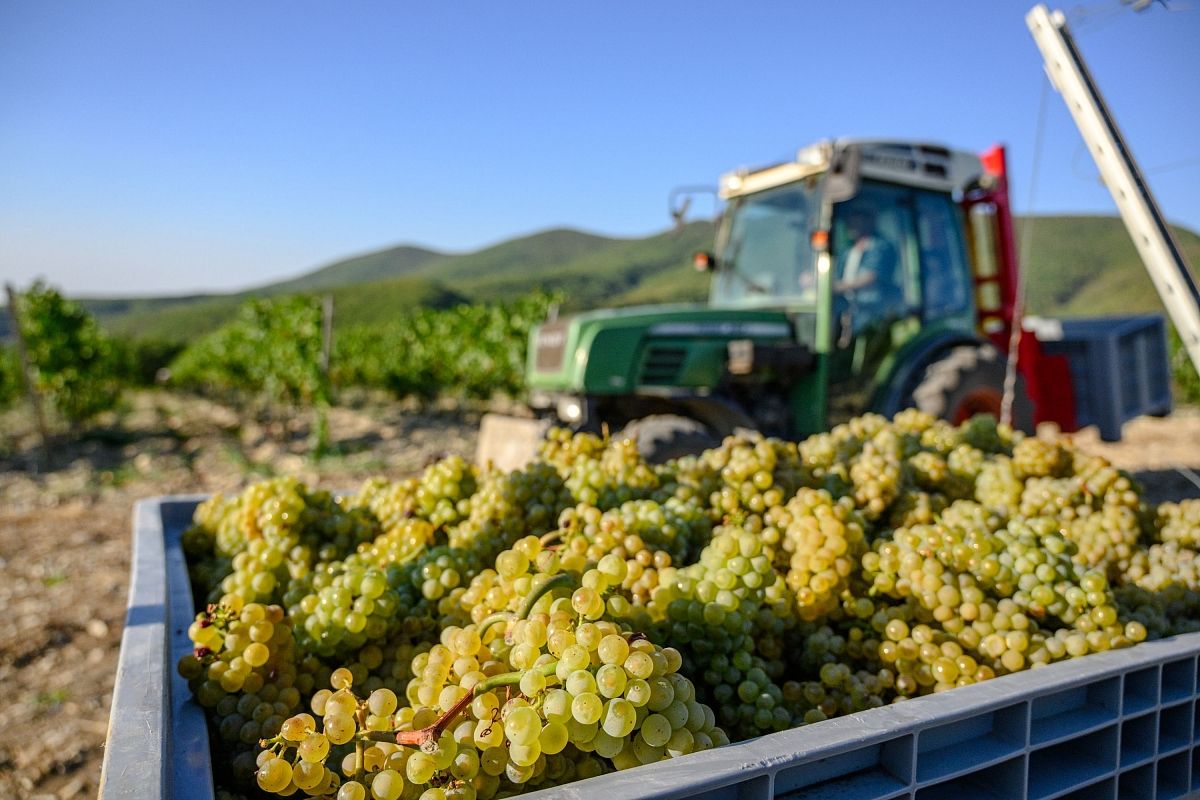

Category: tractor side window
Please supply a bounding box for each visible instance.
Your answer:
[832,181,917,322]
[915,192,971,319]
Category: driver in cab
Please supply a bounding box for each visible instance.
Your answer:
[835,205,900,305]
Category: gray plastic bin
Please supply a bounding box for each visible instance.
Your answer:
[1026,314,1172,442]
[99,496,213,800]
[102,497,1200,799]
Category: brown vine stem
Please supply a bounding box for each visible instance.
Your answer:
[365,661,562,749]
[363,576,573,750]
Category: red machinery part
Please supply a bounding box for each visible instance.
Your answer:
[971,145,1078,432]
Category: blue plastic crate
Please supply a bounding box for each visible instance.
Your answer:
[1028,314,1172,442]
[102,497,1200,800]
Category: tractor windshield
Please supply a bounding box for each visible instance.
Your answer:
[711,181,818,306]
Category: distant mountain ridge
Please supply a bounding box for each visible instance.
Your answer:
[43,214,1200,344]
[84,223,714,340]
[264,244,445,294]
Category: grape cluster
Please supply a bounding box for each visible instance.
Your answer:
[177,599,308,750]
[649,523,798,738]
[769,487,867,620]
[1159,499,1200,548]
[415,456,479,528]
[252,536,725,799]
[447,461,571,562]
[185,479,381,607]
[286,559,403,659]
[698,432,807,518]
[542,429,662,509]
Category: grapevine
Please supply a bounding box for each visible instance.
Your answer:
[10,281,122,425]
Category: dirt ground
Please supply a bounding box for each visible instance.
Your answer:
[0,393,1198,799]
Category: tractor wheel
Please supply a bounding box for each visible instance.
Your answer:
[910,344,1035,432]
[619,415,719,464]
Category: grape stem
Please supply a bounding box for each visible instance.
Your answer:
[478,573,576,642]
[369,578,571,749]
[517,573,575,620]
[478,612,514,639]
[354,705,367,783]
[371,661,561,749]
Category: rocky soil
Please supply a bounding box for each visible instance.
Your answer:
[0,393,1197,799]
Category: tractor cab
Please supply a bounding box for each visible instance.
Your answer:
[706,140,996,426]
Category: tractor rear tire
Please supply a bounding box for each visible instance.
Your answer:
[910,344,1035,433]
[619,415,719,464]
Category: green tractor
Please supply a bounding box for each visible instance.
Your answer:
[478,138,1165,468]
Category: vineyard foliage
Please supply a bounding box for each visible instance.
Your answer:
[331,291,558,401]
[169,291,558,406]
[170,296,330,408]
[0,346,20,410]
[1169,325,1200,406]
[12,282,122,424]
[5,274,1198,452]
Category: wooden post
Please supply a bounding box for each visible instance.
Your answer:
[4,283,49,467]
[312,294,334,459]
[320,294,334,375]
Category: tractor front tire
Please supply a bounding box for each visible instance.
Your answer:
[619,415,719,464]
[910,344,1035,433]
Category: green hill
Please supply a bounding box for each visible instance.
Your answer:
[440,223,714,308]
[1018,215,1200,317]
[100,276,466,340]
[264,244,444,293]
[55,214,1200,345]
[82,224,715,341]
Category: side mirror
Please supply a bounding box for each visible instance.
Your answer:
[693,251,716,272]
[669,186,719,231]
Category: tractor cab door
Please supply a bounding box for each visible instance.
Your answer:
[825,180,922,424]
[915,190,974,324]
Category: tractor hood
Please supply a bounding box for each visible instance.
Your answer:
[527,302,812,395]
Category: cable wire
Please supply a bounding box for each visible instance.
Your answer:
[1003,78,1052,427]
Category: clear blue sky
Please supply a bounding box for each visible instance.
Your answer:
[2,1,1198,297]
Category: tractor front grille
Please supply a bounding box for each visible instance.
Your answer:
[639,346,687,385]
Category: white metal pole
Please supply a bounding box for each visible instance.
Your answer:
[1026,4,1200,374]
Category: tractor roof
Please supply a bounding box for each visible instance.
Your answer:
[720,139,985,200]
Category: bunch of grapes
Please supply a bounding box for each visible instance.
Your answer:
[846,429,906,521]
[185,479,380,607]
[178,596,310,779]
[447,461,571,562]
[768,487,868,620]
[287,559,404,659]
[699,432,808,518]
[1158,499,1200,548]
[542,429,661,509]
[414,455,479,529]
[649,523,797,737]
